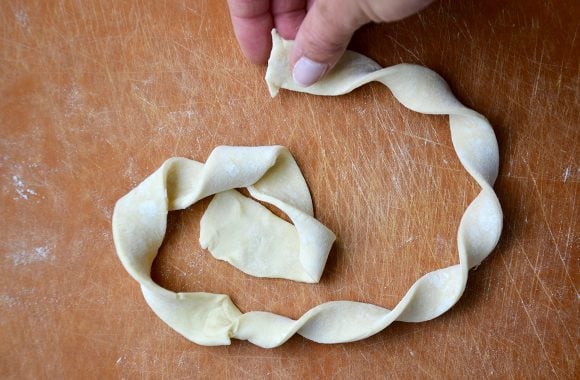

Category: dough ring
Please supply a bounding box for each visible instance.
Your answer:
[112,30,502,348]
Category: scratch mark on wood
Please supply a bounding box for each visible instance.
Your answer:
[523,158,578,294]
[499,254,560,378]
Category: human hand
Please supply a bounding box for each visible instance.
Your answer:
[227,0,434,87]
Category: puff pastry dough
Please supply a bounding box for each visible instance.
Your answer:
[112,30,502,348]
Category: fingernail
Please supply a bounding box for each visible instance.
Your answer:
[292,57,327,87]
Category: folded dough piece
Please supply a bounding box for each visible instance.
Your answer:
[113,146,336,346]
[111,30,503,348]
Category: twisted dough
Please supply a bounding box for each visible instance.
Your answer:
[112,30,502,348]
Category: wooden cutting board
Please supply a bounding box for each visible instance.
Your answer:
[1,0,578,378]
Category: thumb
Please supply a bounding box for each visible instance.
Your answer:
[291,0,369,87]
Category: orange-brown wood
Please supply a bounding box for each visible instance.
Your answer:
[1,0,578,378]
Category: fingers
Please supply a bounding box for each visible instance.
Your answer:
[358,0,435,22]
[271,0,306,40]
[291,0,436,87]
[291,0,368,86]
[227,0,436,74]
[227,0,273,64]
[227,0,307,64]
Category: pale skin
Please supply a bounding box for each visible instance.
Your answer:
[226,0,435,86]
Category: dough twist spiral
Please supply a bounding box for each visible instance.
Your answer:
[112,30,502,348]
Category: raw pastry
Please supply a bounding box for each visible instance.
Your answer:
[112,30,502,348]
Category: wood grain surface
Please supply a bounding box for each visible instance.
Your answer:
[1,0,578,378]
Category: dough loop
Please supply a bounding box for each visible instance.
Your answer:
[112,30,502,348]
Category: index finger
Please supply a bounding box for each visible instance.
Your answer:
[227,0,273,64]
